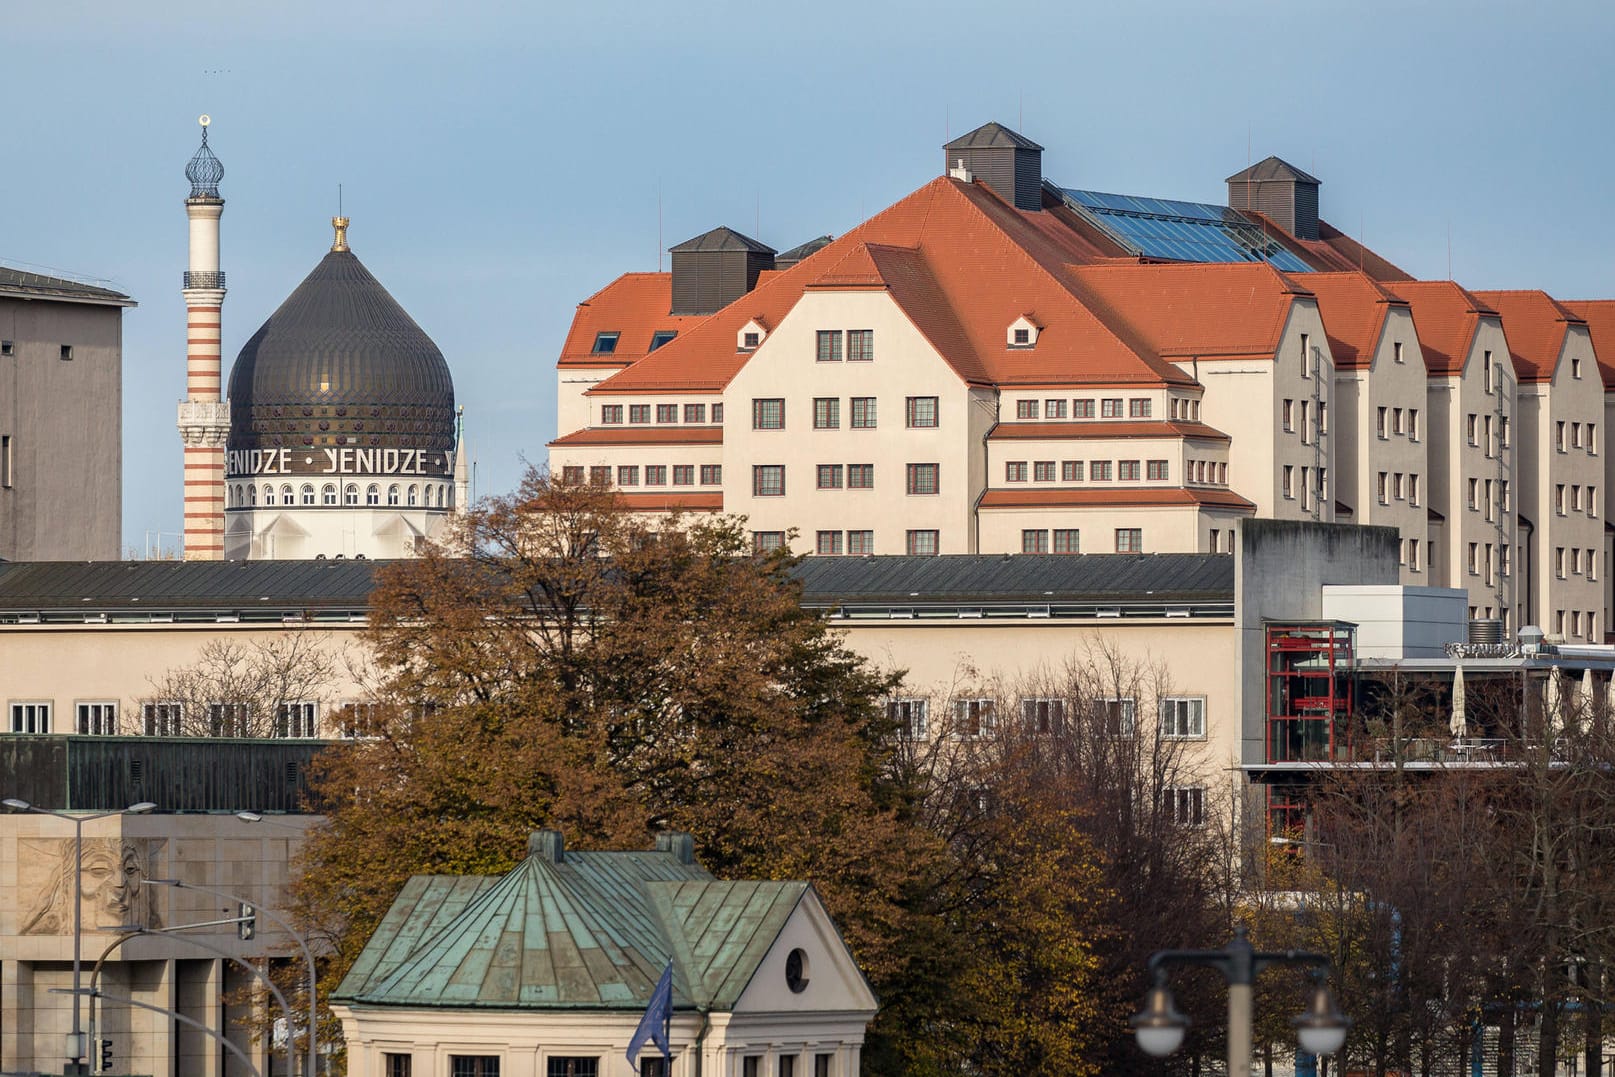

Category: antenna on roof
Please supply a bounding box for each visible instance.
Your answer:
[1447,221,1453,281]
[945,105,950,144]
[755,191,761,241]
[657,182,663,273]
[1019,90,1023,131]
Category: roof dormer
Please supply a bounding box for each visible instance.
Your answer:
[737,317,769,352]
[1007,315,1041,349]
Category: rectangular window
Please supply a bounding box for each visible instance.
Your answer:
[816,330,843,362]
[383,1053,412,1077]
[601,405,623,425]
[1115,528,1143,553]
[906,396,939,428]
[672,465,695,486]
[1590,423,1598,455]
[813,397,840,429]
[561,465,584,484]
[815,1056,832,1077]
[617,465,640,487]
[1160,697,1206,739]
[270,701,316,739]
[816,464,843,489]
[699,464,722,485]
[1408,473,1419,505]
[1073,399,1096,419]
[1557,421,1567,452]
[1394,341,1405,363]
[1470,479,1481,510]
[1467,414,1478,446]
[906,529,939,555]
[683,403,706,424]
[545,1060,596,1077]
[656,404,678,423]
[1391,407,1404,435]
[207,702,251,737]
[743,1060,761,1077]
[1033,461,1056,482]
[0,435,10,487]
[649,330,677,352]
[644,465,667,486]
[591,333,619,355]
[1284,399,1295,433]
[1146,460,1169,481]
[629,404,650,424]
[816,530,844,555]
[752,531,785,553]
[1557,547,1567,579]
[1095,697,1137,737]
[1101,398,1124,418]
[712,403,724,424]
[1045,399,1068,419]
[1016,399,1039,420]
[906,463,939,495]
[850,397,877,428]
[1005,461,1028,483]
[888,699,928,738]
[1053,528,1080,553]
[1286,466,1297,500]
[1300,400,1312,445]
[1129,398,1152,418]
[1021,529,1049,553]
[1090,460,1113,481]
[753,465,785,497]
[847,329,874,361]
[1165,786,1206,827]
[76,701,118,736]
[848,529,874,554]
[1468,542,1480,576]
[1556,484,1567,516]
[9,701,52,734]
[1409,408,1419,441]
[847,464,874,489]
[1118,460,1141,482]
[752,398,785,430]
[953,699,996,738]
[142,702,182,736]
[1392,472,1404,500]
[1062,460,1083,481]
[1573,422,1583,448]
[1021,698,1066,734]
[778,1056,798,1077]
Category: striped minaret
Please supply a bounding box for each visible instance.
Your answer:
[177,116,231,560]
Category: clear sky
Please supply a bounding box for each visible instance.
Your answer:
[7,0,1614,555]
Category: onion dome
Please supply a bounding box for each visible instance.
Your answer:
[186,119,224,200]
[226,219,456,472]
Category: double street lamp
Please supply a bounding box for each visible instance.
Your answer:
[1133,926,1349,1073]
[2,798,156,1076]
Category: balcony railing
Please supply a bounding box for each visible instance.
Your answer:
[183,270,226,290]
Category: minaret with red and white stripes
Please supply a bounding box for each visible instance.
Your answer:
[177,115,231,560]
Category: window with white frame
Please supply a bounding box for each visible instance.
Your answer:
[9,701,51,734]
[207,702,251,737]
[1165,786,1206,827]
[143,702,182,736]
[1093,697,1136,737]
[76,701,118,736]
[1159,697,1206,739]
[276,702,318,739]
[953,698,996,738]
[1021,698,1066,734]
[888,698,928,739]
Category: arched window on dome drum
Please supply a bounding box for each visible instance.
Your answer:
[301,484,316,506]
[322,484,337,506]
[429,485,439,508]
[408,485,419,507]
[263,484,275,506]
[366,484,380,506]
[282,485,294,505]
[248,484,257,506]
[387,484,400,506]
[344,484,359,506]
[227,485,238,508]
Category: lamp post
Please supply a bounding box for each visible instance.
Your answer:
[2,798,155,1076]
[146,876,318,1077]
[1132,926,1349,1076]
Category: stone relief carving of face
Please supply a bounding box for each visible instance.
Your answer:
[19,838,165,936]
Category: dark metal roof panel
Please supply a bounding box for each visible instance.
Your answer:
[790,553,1233,605]
[944,121,1044,152]
[1226,156,1321,186]
[0,266,135,306]
[667,226,776,255]
[0,559,382,610]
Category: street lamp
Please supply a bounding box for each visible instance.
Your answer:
[2,798,155,1076]
[1133,926,1349,1074]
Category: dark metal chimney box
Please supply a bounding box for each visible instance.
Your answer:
[669,226,776,316]
[943,122,1044,211]
[1227,156,1322,241]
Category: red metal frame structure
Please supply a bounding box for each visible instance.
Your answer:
[1265,622,1356,766]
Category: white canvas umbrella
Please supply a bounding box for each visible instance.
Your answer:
[1546,666,1565,739]
[1580,668,1597,729]
[1449,665,1468,739]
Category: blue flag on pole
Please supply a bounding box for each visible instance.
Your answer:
[626,961,673,1072]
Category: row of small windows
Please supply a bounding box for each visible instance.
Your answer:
[0,341,72,359]
[1376,471,1421,507]
[1004,459,1172,483]
[228,483,450,509]
[1466,413,1513,454]
[600,402,722,425]
[1555,420,1599,456]
[886,695,1207,744]
[1553,483,1599,518]
[816,329,875,362]
[1282,465,1328,509]
[1014,397,1170,421]
[1281,399,1327,443]
[754,463,939,497]
[412,1051,840,1077]
[1554,546,1599,582]
[756,529,942,556]
[591,329,680,355]
[1375,406,1418,442]
[7,700,321,737]
[1554,609,1600,642]
[561,464,722,487]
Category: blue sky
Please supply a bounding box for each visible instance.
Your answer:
[7,1,1614,554]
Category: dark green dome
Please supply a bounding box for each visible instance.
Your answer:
[226,245,455,463]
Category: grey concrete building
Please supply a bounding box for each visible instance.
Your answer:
[0,267,134,561]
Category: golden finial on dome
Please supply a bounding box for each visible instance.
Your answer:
[331,216,350,253]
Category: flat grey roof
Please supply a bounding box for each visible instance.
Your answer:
[0,559,383,612]
[0,266,135,306]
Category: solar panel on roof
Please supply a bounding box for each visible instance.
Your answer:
[1061,189,1314,273]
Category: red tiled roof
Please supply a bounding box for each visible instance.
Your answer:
[1303,271,1408,371]
[980,487,1255,510]
[1474,290,1586,384]
[614,491,723,512]
[558,274,708,368]
[547,427,723,448]
[590,177,1195,395]
[1562,300,1615,389]
[1384,281,1499,377]
[1241,211,1415,282]
[1064,261,1310,360]
[989,420,1231,442]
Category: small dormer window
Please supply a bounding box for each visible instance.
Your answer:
[1007,316,1040,348]
[592,332,619,355]
[737,319,768,351]
[649,330,677,352]
[744,332,760,348]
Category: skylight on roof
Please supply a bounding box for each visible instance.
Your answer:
[649,330,677,352]
[1061,189,1313,273]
